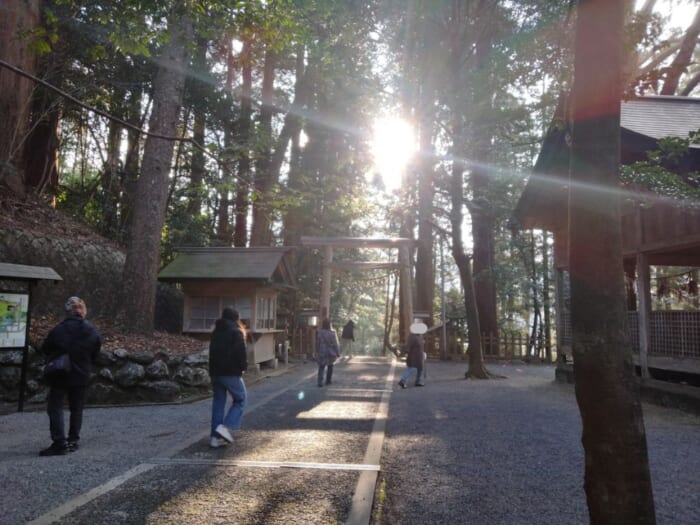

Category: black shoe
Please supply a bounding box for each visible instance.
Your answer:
[67,440,79,452]
[416,383,425,387]
[398,381,406,389]
[318,383,323,387]
[325,381,332,385]
[39,443,67,456]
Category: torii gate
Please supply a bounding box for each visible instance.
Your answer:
[300,236,415,341]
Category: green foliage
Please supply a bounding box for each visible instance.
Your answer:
[28,0,684,343]
[53,169,104,231]
[161,205,213,265]
[621,130,700,206]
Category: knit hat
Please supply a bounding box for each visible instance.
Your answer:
[222,307,239,321]
[65,296,85,312]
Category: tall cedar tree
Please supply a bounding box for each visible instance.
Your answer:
[569,1,656,522]
[120,5,193,333]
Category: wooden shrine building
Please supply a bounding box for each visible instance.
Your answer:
[158,247,296,368]
[514,95,700,380]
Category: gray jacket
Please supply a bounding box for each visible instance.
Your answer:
[316,329,340,366]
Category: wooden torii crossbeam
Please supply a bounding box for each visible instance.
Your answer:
[299,236,414,341]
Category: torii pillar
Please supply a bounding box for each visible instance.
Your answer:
[320,245,333,321]
[301,237,414,341]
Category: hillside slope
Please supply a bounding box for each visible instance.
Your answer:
[1,191,201,354]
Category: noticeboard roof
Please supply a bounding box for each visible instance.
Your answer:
[0,262,62,281]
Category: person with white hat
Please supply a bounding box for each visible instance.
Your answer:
[398,322,427,388]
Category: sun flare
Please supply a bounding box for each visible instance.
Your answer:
[371,117,416,191]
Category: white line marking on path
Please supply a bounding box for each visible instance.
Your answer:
[26,463,155,525]
[27,369,318,525]
[346,359,397,525]
[148,457,381,471]
[29,359,396,525]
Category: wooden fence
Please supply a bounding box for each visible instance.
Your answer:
[482,332,531,360]
[425,331,551,362]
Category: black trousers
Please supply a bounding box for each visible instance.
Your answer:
[47,383,87,445]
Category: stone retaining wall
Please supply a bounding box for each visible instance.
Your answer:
[0,345,212,406]
[0,227,182,332]
[0,227,125,318]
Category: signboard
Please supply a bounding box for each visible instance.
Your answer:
[0,292,29,348]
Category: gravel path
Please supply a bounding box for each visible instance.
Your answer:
[1,358,697,524]
[375,360,700,525]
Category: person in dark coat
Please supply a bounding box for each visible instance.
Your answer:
[316,318,340,387]
[398,323,426,388]
[341,320,355,356]
[208,307,248,448]
[40,297,101,456]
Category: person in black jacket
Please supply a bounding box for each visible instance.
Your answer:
[208,307,248,448]
[341,320,355,357]
[40,297,101,456]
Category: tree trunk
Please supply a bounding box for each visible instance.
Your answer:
[120,7,193,332]
[449,159,492,379]
[414,88,436,324]
[187,38,208,218]
[570,1,656,522]
[470,3,499,355]
[100,112,122,238]
[282,45,310,247]
[250,48,276,246]
[119,88,143,243]
[216,39,236,244]
[0,0,41,193]
[189,106,206,216]
[383,272,398,356]
[471,196,498,351]
[233,35,253,247]
[22,91,60,195]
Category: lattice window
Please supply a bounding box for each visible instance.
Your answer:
[187,297,219,331]
[255,295,276,330]
[187,296,252,332]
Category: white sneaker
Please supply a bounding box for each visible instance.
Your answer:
[215,424,234,443]
[210,436,228,448]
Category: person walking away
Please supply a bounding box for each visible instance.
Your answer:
[317,318,340,387]
[341,319,355,357]
[398,322,427,388]
[40,297,101,456]
[209,307,248,448]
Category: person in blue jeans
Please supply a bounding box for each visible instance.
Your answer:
[208,308,248,448]
[398,322,427,388]
[316,318,340,387]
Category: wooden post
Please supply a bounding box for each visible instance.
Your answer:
[554,268,565,363]
[320,246,333,322]
[637,253,651,379]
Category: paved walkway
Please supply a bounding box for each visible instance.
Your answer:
[1,357,698,524]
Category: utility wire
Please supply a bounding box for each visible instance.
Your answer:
[0,59,255,188]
